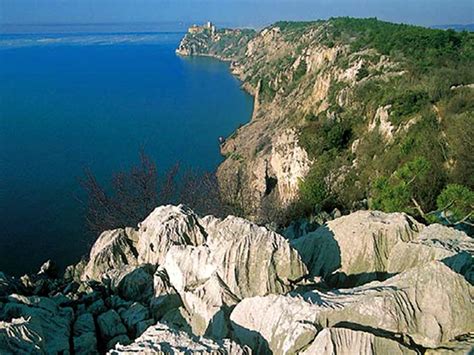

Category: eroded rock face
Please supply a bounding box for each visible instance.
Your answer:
[300,328,416,355]
[292,210,423,286]
[137,205,207,265]
[1,207,473,354]
[0,295,72,354]
[387,224,474,283]
[109,322,251,354]
[82,228,138,282]
[231,261,473,353]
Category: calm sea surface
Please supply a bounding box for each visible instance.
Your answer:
[0,32,253,275]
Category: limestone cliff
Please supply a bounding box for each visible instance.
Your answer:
[176,19,474,221]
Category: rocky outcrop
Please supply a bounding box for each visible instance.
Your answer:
[82,228,138,282]
[109,322,250,354]
[291,210,423,286]
[1,207,473,354]
[231,261,473,353]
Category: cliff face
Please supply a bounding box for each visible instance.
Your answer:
[177,19,474,221]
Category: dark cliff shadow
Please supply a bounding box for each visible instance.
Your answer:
[333,321,426,353]
[441,252,474,285]
[230,321,272,355]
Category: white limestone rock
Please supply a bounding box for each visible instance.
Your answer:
[231,261,473,353]
[164,245,240,338]
[108,322,250,354]
[292,210,423,286]
[230,294,318,354]
[203,215,308,298]
[387,224,473,282]
[83,228,138,281]
[137,205,207,265]
[300,328,416,355]
[306,261,474,349]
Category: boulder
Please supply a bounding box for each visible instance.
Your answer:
[74,332,98,354]
[291,211,423,287]
[202,215,308,298]
[0,295,72,353]
[105,265,155,303]
[97,310,127,341]
[387,224,473,282]
[83,228,138,281]
[137,205,207,265]
[0,317,44,353]
[108,322,250,354]
[73,313,95,336]
[87,299,107,316]
[300,328,416,355]
[119,302,150,333]
[231,261,473,352]
[164,245,240,338]
[230,294,318,354]
[306,261,474,349]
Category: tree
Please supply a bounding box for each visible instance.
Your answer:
[370,157,431,215]
[435,184,474,226]
[80,151,238,235]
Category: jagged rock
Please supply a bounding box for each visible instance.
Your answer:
[136,319,155,337]
[164,245,240,338]
[231,261,473,352]
[119,302,150,333]
[150,267,182,320]
[74,332,98,354]
[87,299,107,316]
[83,228,138,281]
[105,265,155,303]
[0,317,44,353]
[161,212,307,338]
[307,261,474,349]
[0,295,72,353]
[97,310,127,341]
[292,211,423,286]
[38,259,58,278]
[387,224,474,283]
[107,334,131,350]
[137,205,207,265]
[73,313,95,336]
[230,294,318,354]
[202,215,308,298]
[64,259,87,283]
[108,322,250,354]
[300,328,416,355]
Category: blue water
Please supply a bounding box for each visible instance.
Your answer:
[0,32,253,275]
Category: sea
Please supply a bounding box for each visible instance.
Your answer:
[0,28,253,276]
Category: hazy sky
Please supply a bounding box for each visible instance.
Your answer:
[1,0,473,28]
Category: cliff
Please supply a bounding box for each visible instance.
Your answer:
[177,19,474,223]
[1,206,473,353]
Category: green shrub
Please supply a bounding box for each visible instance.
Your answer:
[436,184,474,223]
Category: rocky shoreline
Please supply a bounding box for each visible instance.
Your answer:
[1,205,472,353]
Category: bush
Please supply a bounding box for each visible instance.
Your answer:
[436,184,474,224]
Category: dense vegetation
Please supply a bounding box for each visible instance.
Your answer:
[291,18,474,228]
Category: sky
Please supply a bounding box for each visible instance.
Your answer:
[1,0,473,30]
